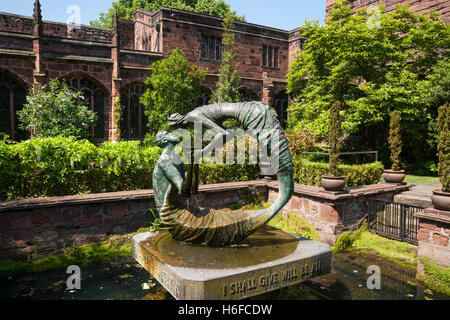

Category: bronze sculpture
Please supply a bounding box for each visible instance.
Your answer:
[153,102,294,247]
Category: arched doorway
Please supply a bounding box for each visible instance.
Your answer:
[0,69,29,141]
[273,90,289,128]
[63,75,107,140]
[120,82,148,140]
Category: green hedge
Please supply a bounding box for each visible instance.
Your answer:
[200,163,259,185]
[0,138,384,201]
[293,157,384,187]
[0,137,259,201]
[0,137,161,200]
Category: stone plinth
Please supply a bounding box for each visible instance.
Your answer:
[415,208,450,274]
[133,226,331,300]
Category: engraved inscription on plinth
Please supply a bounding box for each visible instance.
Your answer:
[133,226,332,300]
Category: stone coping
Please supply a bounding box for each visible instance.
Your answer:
[415,208,450,224]
[268,181,411,201]
[0,180,409,213]
[0,180,266,213]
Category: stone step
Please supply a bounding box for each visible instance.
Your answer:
[394,194,432,208]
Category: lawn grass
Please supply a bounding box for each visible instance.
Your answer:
[404,175,440,184]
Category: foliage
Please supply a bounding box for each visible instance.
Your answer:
[0,137,161,201]
[210,13,241,103]
[333,232,353,253]
[419,257,450,296]
[294,157,384,187]
[149,208,167,231]
[141,48,206,134]
[113,96,123,142]
[328,101,342,176]
[17,80,97,140]
[337,223,418,269]
[420,58,450,109]
[0,234,137,278]
[0,137,262,201]
[437,104,450,191]
[388,110,403,171]
[268,212,320,241]
[199,163,259,184]
[286,1,449,167]
[90,0,244,28]
[285,129,316,157]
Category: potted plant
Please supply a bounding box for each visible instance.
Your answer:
[383,110,406,183]
[431,104,450,211]
[322,101,346,191]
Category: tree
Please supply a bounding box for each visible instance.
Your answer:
[91,0,244,28]
[437,104,449,192]
[286,1,449,166]
[210,13,241,104]
[17,79,97,140]
[328,101,342,176]
[141,48,206,134]
[388,110,402,171]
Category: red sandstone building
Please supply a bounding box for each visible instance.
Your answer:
[0,0,305,142]
[0,0,448,142]
[326,0,450,22]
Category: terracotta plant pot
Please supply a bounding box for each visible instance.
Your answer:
[322,175,346,192]
[431,190,450,211]
[383,170,406,184]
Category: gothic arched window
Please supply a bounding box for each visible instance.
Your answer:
[65,75,106,140]
[0,70,29,141]
[274,90,289,128]
[120,83,148,140]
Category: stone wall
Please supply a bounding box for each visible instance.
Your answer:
[0,180,409,259]
[415,208,450,273]
[0,181,266,259]
[268,182,410,245]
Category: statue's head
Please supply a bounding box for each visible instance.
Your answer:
[155,131,179,148]
[168,113,186,129]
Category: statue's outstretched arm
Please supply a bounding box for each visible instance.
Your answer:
[187,115,232,157]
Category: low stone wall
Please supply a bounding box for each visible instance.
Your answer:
[415,208,450,273]
[0,180,408,258]
[267,182,410,245]
[0,181,266,259]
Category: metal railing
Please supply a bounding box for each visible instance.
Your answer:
[367,198,424,244]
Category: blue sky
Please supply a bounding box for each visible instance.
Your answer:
[0,0,325,30]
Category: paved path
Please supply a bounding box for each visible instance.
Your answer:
[394,182,442,208]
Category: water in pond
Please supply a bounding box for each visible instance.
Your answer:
[0,250,448,300]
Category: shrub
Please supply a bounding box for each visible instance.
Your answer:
[294,157,384,187]
[388,110,403,171]
[0,137,260,201]
[328,101,342,176]
[285,129,316,157]
[437,104,449,192]
[0,137,162,201]
[141,48,206,134]
[333,232,353,253]
[200,163,259,184]
[17,79,97,140]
